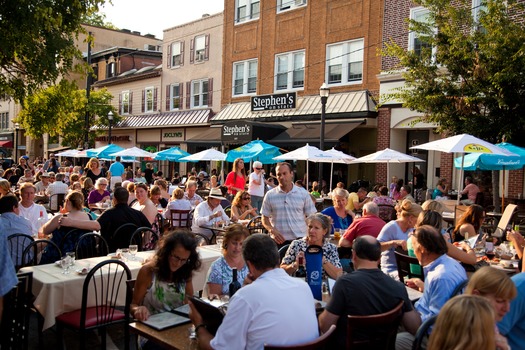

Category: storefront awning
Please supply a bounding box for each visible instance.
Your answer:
[211,90,377,122]
[0,140,13,148]
[92,109,212,130]
[185,127,222,144]
[270,120,363,144]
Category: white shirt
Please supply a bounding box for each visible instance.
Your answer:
[18,202,47,236]
[210,268,319,350]
[191,201,229,239]
[46,181,68,210]
[248,171,265,197]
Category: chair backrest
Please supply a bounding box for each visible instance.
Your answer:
[278,244,290,262]
[264,324,337,350]
[111,223,139,252]
[394,250,424,283]
[450,279,468,298]
[377,204,397,222]
[223,205,232,218]
[75,232,109,259]
[130,227,159,251]
[411,315,438,350]
[7,233,34,270]
[247,216,267,235]
[494,204,517,237]
[80,260,132,329]
[22,239,62,267]
[347,300,404,350]
[59,228,90,255]
[454,205,469,228]
[0,271,33,350]
[169,209,192,229]
[48,193,66,213]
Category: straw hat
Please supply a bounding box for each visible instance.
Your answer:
[208,187,226,200]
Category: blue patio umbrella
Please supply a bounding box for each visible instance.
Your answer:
[153,147,191,161]
[225,140,282,164]
[86,144,125,159]
[454,142,525,208]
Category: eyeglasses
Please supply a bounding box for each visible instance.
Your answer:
[256,168,263,170]
[243,196,251,200]
[170,254,190,264]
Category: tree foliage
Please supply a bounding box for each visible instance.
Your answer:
[0,0,106,102]
[16,80,121,149]
[382,0,525,145]
[82,11,119,30]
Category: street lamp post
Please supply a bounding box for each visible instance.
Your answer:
[319,83,330,191]
[108,111,114,145]
[13,122,19,161]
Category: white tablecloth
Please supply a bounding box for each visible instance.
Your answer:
[20,247,222,330]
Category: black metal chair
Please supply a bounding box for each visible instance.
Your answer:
[47,193,66,213]
[153,212,165,236]
[223,205,232,218]
[59,228,90,256]
[75,232,109,259]
[278,244,290,263]
[55,260,132,350]
[264,324,336,350]
[7,233,34,270]
[130,227,159,251]
[450,279,469,298]
[22,239,62,267]
[111,223,139,252]
[247,216,267,235]
[411,315,438,350]
[168,209,192,229]
[394,250,425,284]
[0,271,33,350]
[377,204,397,222]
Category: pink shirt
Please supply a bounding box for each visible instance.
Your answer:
[461,183,480,202]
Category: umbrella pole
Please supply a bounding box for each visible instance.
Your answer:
[330,161,334,192]
[458,154,465,206]
[502,167,505,210]
[306,160,309,191]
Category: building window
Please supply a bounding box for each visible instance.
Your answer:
[170,84,181,110]
[106,62,116,78]
[233,59,257,96]
[326,39,364,85]
[144,87,154,112]
[236,0,260,23]
[277,0,306,13]
[194,35,207,62]
[275,51,305,91]
[191,79,209,108]
[171,42,183,67]
[472,0,487,32]
[408,7,434,57]
[0,112,8,129]
[121,91,130,115]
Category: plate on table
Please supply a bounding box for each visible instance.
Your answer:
[107,253,122,259]
[75,268,90,275]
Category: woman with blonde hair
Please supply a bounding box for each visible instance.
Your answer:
[224,158,246,197]
[0,179,13,198]
[127,181,137,205]
[377,199,422,278]
[84,157,106,184]
[231,190,257,220]
[132,183,157,224]
[427,295,506,350]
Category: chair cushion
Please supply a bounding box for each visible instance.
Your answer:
[56,306,125,328]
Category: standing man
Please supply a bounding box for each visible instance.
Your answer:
[261,162,316,247]
[108,156,125,191]
[18,183,47,237]
[189,234,319,349]
[248,161,267,212]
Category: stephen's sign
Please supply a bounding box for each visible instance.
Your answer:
[222,122,252,142]
[251,92,296,111]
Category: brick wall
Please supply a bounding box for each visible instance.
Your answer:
[508,169,524,197]
[381,0,413,71]
[375,107,392,184]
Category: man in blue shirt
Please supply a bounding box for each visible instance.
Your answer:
[108,156,125,191]
[396,225,467,349]
[498,272,525,350]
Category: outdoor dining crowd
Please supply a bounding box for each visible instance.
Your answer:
[1,153,525,350]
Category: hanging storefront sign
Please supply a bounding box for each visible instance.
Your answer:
[251,92,296,111]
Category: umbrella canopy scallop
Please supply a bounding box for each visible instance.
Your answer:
[225,140,282,164]
[153,147,191,162]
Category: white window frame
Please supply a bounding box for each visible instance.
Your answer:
[408,7,436,58]
[326,39,364,86]
[145,87,154,113]
[191,79,209,108]
[171,42,182,67]
[472,0,488,32]
[194,35,206,62]
[235,0,260,23]
[121,91,130,115]
[233,59,258,96]
[277,0,307,13]
[170,84,181,110]
[274,50,305,91]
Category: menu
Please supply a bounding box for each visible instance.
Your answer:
[139,311,191,331]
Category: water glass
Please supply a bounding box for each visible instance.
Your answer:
[129,245,138,261]
[216,237,224,248]
[60,256,71,274]
[66,251,75,266]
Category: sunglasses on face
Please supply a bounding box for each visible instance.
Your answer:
[256,168,263,170]
[243,196,251,200]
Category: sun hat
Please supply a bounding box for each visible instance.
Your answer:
[41,172,50,177]
[208,187,226,200]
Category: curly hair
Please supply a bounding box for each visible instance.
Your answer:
[232,190,250,208]
[153,230,201,283]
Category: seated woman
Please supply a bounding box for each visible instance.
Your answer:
[281,213,343,279]
[321,188,354,234]
[451,204,484,242]
[40,191,100,263]
[154,179,171,202]
[168,188,192,211]
[0,179,14,198]
[127,181,136,205]
[131,231,201,349]
[230,190,257,221]
[149,184,168,209]
[432,178,449,200]
[206,224,250,297]
[132,183,157,225]
[87,178,110,209]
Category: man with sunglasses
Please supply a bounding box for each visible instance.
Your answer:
[248,161,267,212]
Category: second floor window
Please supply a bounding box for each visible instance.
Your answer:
[106,62,116,78]
[171,42,183,67]
[120,91,131,115]
[168,84,181,110]
[192,35,209,63]
[278,0,307,12]
[233,59,257,96]
[0,112,9,129]
[191,79,209,108]
[326,39,364,85]
[236,0,260,23]
[409,7,434,57]
[144,87,156,113]
[275,51,305,91]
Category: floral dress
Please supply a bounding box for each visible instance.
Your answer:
[207,256,249,296]
[143,274,186,314]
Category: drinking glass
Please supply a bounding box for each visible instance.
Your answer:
[216,237,224,248]
[66,251,75,266]
[60,256,71,274]
[129,245,138,261]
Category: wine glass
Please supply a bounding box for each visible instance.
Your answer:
[129,245,138,261]
[66,251,75,266]
[60,256,71,274]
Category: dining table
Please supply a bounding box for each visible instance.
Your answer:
[129,321,198,350]
[19,246,223,330]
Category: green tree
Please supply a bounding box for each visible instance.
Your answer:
[0,0,106,102]
[82,11,119,30]
[382,0,525,145]
[16,80,121,149]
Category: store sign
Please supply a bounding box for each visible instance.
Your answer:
[222,122,252,142]
[162,128,184,142]
[251,92,296,111]
[95,135,131,142]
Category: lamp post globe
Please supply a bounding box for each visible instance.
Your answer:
[107,111,114,145]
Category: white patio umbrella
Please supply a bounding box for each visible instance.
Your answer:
[55,149,79,157]
[351,148,425,192]
[311,148,356,191]
[109,146,156,158]
[73,149,91,158]
[410,134,517,205]
[179,148,227,162]
[273,144,335,187]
